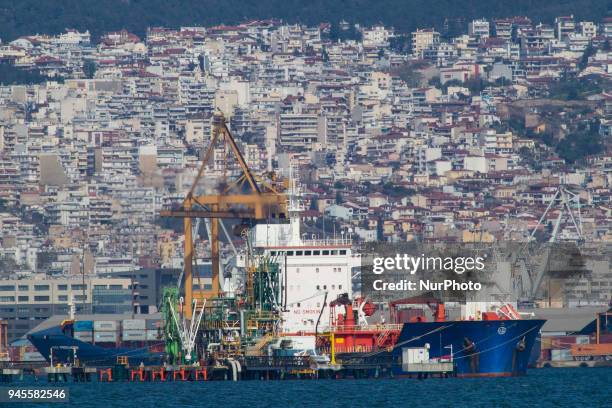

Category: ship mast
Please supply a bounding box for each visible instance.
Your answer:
[288,163,305,245]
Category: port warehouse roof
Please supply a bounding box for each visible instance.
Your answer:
[23,313,162,338]
[520,307,609,335]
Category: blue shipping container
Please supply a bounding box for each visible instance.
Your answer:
[74,320,94,331]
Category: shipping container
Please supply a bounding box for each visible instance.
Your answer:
[94,331,118,343]
[575,335,590,345]
[550,349,572,361]
[122,329,146,341]
[122,319,146,330]
[541,337,552,350]
[551,336,576,348]
[94,320,118,331]
[74,320,94,332]
[571,343,612,357]
[145,319,160,330]
[402,347,429,364]
[74,332,94,342]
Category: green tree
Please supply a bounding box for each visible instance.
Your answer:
[83,60,97,78]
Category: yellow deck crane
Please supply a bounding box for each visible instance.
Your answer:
[160,113,287,317]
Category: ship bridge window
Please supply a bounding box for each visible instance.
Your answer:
[313,250,320,255]
[295,251,303,256]
[331,250,338,255]
[270,251,277,256]
[322,250,329,255]
[286,251,294,256]
[304,250,312,256]
[339,285,342,290]
[339,250,347,255]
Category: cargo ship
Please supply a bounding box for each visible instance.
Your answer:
[321,293,545,377]
[26,173,545,376]
[27,314,165,367]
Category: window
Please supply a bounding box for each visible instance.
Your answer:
[270,251,277,256]
[57,285,68,291]
[94,285,107,289]
[74,295,87,301]
[331,250,338,255]
[286,251,294,256]
[313,250,320,255]
[34,285,49,291]
[18,296,28,302]
[332,285,335,290]
[316,285,320,290]
[339,250,347,255]
[339,285,342,290]
[109,285,123,290]
[0,285,15,291]
[322,250,329,255]
[304,250,312,256]
[323,285,327,290]
[316,268,319,273]
[58,295,68,301]
[34,296,49,301]
[71,284,86,290]
[0,296,15,302]
[18,285,28,291]
[295,251,303,256]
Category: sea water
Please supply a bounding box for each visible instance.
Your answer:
[3,367,610,407]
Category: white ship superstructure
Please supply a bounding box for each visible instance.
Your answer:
[249,171,361,333]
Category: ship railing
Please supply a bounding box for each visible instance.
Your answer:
[319,345,375,354]
[326,324,403,333]
[244,355,311,369]
[299,237,353,247]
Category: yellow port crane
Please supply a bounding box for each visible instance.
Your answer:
[161,113,287,317]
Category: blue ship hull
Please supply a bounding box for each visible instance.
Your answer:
[28,326,164,367]
[394,319,545,377]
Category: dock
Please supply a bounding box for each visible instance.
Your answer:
[0,354,458,383]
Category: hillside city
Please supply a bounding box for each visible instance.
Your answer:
[0,16,611,341]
